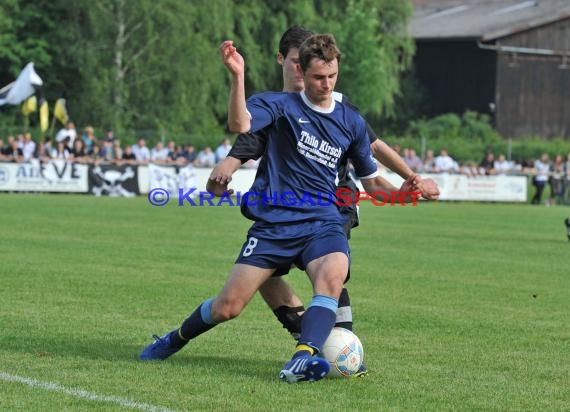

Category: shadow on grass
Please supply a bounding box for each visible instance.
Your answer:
[160,354,284,381]
[1,334,141,361]
[0,334,284,381]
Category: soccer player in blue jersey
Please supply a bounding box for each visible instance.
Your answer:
[140,34,421,383]
[207,26,439,376]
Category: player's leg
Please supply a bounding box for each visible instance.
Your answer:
[338,282,368,377]
[279,251,348,383]
[334,242,369,377]
[258,277,305,340]
[336,287,352,330]
[335,219,356,331]
[258,265,350,341]
[211,264,274,321]
[565,217,570,241]
[279,221,350,383]
[140,264,273,361]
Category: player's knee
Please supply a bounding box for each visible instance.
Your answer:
[212,306,241,322]
[314,276,344,299]
[212,298,244,321]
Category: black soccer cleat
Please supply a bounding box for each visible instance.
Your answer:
[565,217,570,242]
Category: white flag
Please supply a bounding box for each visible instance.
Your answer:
[0,62,43,106]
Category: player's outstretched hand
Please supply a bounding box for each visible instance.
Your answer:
[416,178,440,200]
[220,40,244,75]
[210,173,232,185]
[399,178,421,203]
[206,175,234,197]
[403,174,440,201]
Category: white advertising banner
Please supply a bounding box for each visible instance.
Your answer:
[0,160,88,192]
[148,167,527,202]
[375,171,528,202]
[0,162,527,202]
[148,164,197,197]
[176,168,528,202]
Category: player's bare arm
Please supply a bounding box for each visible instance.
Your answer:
[371,139,440,200]
[220,40,250,133]
[371,139,414,179]
[361,175,421,204]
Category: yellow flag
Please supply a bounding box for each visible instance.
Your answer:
[53,98,69,125]
[22,96,37,116]
[39,99,49,132]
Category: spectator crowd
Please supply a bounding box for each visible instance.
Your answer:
[380,145,570,206]
[0,123,243,169]
[1,125,570,205]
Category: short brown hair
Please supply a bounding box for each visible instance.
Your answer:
[298,34,341,72]
[278,26,314,58]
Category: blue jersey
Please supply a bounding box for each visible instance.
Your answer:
[241,91,378,224]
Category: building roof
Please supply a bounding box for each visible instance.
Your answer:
[410,0,570,41]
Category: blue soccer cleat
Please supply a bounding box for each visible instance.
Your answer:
[139,331,180,361]
[279,354,330,383]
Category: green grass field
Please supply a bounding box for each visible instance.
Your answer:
[0,194,568,411]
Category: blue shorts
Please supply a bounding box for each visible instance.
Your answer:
[235,220,349,276]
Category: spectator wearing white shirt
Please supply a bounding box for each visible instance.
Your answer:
[56,121,77,146]
[196,146,216,167]
[131,138,151,163]
[22,132,36,161]
[531,153,550,205]
[214,137,232,163]
[150,141,170,164]
[493,154,513,175]
[434,148,459,173]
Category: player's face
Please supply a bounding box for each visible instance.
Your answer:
[278,48,304,92]
[302,58,338,107]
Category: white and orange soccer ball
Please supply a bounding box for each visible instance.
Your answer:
[321,327,364,377]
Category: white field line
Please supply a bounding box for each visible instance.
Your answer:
[0,371,178,412]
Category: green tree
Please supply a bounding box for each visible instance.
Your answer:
[311,0,414,118]
[1,0,415,143]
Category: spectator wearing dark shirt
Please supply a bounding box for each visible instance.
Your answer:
[120,145,137,165]
[5,138,24,162]
[479,151,496,175]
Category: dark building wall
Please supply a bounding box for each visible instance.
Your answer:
[414,40,496,117]
[495,18,570,138]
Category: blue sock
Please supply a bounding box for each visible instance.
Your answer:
[172,298,218,348]
[295,294,338,357]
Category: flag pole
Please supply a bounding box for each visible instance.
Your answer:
[23,114,29,133]
[49,112,56,139]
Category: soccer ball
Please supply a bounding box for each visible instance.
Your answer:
[321,327,364,377]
